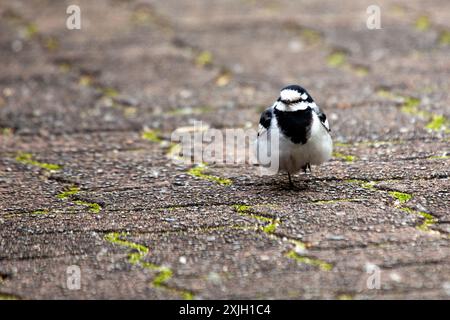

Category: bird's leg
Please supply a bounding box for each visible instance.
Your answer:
[307,163,311,172]
[288,172,294,188]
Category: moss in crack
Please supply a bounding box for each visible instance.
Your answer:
[389,191,412,204]
[416,212,438,232]
[215,70,232,87]
[15,152,61,171]
[312,198,363,204]
[399,207,438,233]
[74,200,101,213]
[428,154,449,160]
[327,51,346,67]
[2,128,13,136]
[346,179,376,191]
[333,152,357,162]
[426,115,449,132]
[24,23,39,39]
[389,190,440,233]
[166,142,183,161]
[57,186,80,199]
[195,51,213,67]
[234,205,332,270]
[79,74,94,86]
[31,209,49,215]
[101,87,119,98]
[57,186,101,213]
[400,97,423,115]
[379,90,449,132]
[327,50,367,76]
[337,294,354,300]
[415,16,430,31]
[285,251,333,271]
[233,204,279,234]
[300,28,322,44]
[104,232,194,299]
[141,129,162,143]
[0,293,19,300]
[188,163,232,186]
[349,180,440,234]
[439,30,450,46]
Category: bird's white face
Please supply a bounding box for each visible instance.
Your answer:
[275,89,314,112]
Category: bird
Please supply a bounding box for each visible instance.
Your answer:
[256,84,332,187]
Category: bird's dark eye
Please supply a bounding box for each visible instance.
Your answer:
[281,99,301,105]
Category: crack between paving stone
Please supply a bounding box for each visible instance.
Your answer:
[104,232,194,300]
[233,205,333,271]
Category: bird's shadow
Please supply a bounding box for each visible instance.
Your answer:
[257,175,311,192]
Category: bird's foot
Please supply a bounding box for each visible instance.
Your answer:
[287,173,307,191]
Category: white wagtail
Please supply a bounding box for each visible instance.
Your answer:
[256,85,332,187]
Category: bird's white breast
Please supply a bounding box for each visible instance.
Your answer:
[257,111,332,174]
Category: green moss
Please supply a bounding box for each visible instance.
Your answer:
[380,91,449,132]
[313,198,362,204]
[439,30,450,46]
[416,212,438,232]
[428,154,449,160]
[233,205,279,234]
[327,51,346,67]
[400,208,438,232]
[286,250,333,271]
[346,179,376,190]
[44,37,58,51]
[166,142,182,160]
[400,97,421,114]
[58,62,72,73]
[101,87,119,98]
[389,191,412,204]
[57,186,80,199]
[15,152,62,171]
[141,129,161,143]
[377,89,398,99]
[104,232,194,299]
[234,204,252,214]
[2,128,13,136]
[31,210,49,215]
[426,115,449,132]
[334,142,352,147]
[196,51,213,67]
[24,23,38,39]
[105,232,149,263]
[79,75,93,86]
[353,65,369,77]
[300,28,322,44]
[262,222,278,234]
[0,293,19,300]
[337,294,353,300]
[188,163,232,186]
[415,16,430,31]
[333,152,357,162]
[151,267,173,287]
[74,200,101,213]
[233,205,333,272]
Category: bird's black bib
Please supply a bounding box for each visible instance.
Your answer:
[274,108,313,144]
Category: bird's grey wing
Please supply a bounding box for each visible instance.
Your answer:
[258,107,273,137]
[311,104,330,132]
